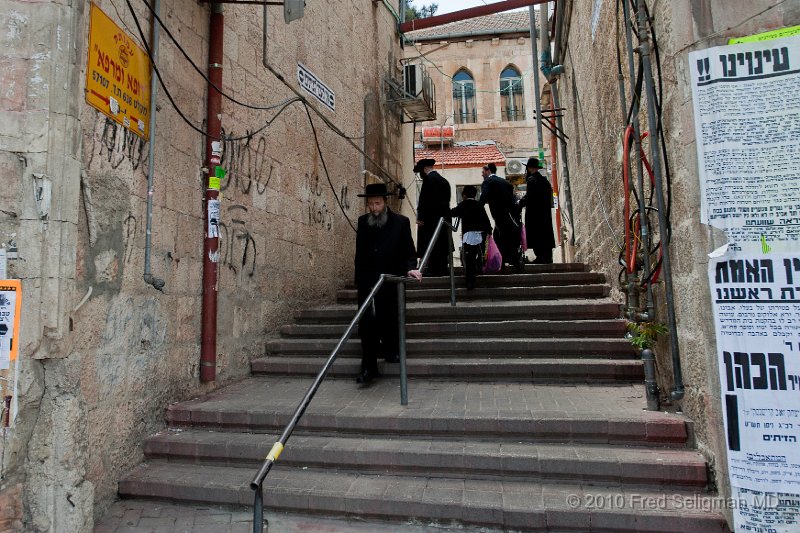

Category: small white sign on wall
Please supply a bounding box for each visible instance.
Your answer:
[297,63,336,113]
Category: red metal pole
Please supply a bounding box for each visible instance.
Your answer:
[201,3,224,382]
[399,0,549,33]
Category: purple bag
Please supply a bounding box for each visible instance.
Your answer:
[483,235,502,274]
[520,223,527,251]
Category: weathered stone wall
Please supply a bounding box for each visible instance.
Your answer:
[557,0,800,522]
[0,0,402,530]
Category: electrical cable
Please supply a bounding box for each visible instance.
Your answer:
[126,0,301,142]
[303,103,358,233]
[263,62,402,187]
[566,46,623,248]
[132,0,308,114]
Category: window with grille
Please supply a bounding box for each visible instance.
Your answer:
[500,66,525,122]
[453,70,477,124]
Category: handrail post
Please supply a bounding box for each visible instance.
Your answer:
[253,485,263,532]
[397,281,408,406]
[448,231,456,307]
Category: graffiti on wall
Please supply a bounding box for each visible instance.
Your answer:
[219,204,256,278]
[88,116,148,172]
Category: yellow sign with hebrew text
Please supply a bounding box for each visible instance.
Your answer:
[86,3,151,139]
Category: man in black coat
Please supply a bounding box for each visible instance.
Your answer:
[415,158,452,277]
[519,157,555,264]
[479,163,521,269]
[354,183,422,385]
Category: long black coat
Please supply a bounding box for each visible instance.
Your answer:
[480,174,520,262]
[354,209,417,300]
[519,171,556,251]
[450,198,492,235]
[417,170,451,264]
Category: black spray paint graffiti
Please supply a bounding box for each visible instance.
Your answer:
[219,204,256,277]
[306,171,333,231]
[123,214,138,264]
[219,131,274,196]
[96,117,147,171]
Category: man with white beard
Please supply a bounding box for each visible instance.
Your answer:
[354,183,422,386]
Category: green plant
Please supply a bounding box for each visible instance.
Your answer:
[626,321,668,350]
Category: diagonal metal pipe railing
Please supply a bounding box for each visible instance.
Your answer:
[250,216,458,532]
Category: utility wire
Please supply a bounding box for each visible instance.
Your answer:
[133,0,304,113]
[125,0,300,141]
[303,103,358,233]
[567,46,623,248]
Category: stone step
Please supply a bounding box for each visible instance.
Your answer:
[264,338,636,358]
[143,430,709,489]
[251,357,644,382]
[296,299,622,324]
[280,318,628,339]
[119,463,729,532]
[345,271,607,290]
[164,377,690,447]
[336,284,610,303]
[452,262,589,274]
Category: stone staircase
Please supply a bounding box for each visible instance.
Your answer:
[116,264,730,532]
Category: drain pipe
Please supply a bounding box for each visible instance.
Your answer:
[622,0,654,322]
[529,6,543,155]
[641,348,660,411]
[201,2,224,382]
[143,0,165,292]
[636,0,683,401]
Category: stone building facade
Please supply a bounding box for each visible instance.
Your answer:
[552,0,800,525]
[0,1,403,530]
[404,10,545,162]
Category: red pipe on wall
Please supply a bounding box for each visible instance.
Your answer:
[399,0,549,34]
[201,3,224,382]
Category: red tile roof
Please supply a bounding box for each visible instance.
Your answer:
[405,10,534,42]
[415,144,506,168]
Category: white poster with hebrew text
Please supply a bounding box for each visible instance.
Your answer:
[690,36,800,254]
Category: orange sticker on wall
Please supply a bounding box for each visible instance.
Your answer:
[0,280,22,367]
[86,3,151,139]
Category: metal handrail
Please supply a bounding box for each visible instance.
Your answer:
[250,216,458,532]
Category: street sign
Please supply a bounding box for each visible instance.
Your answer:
[297,63,335,113]
[86,3,152,139]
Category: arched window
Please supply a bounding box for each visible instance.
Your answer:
[452,70,477,124]
[500,66,525,121]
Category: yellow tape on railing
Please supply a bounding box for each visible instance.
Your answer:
[266,442,284,462]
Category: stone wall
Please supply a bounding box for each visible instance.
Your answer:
[0,0,402,530]
[556,0,800,522]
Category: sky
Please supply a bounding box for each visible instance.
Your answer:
[411,0,510,15]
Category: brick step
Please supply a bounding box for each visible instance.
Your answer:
[143,430,708,489]
[296,299,622,324]
[264,338,636,358]
[344,271,606,290]
[336,284,610,304]
[281,318,627,339]
[251,357,643,382]
[451,262,588,274]
[164,377,689,446]
[118,463,729,532]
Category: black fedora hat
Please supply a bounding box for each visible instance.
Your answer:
[413,158,436,173]
[526,157,541,169]
[357,182,395,198]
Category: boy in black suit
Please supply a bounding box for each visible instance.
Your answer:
[450,185,492,290]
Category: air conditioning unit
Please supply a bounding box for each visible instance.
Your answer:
[505,158,526,176]
[404,64,423,97]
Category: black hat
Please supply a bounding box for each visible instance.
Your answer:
[526,157,541,169]
[413,158,436,173]
[357,182,395,198]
